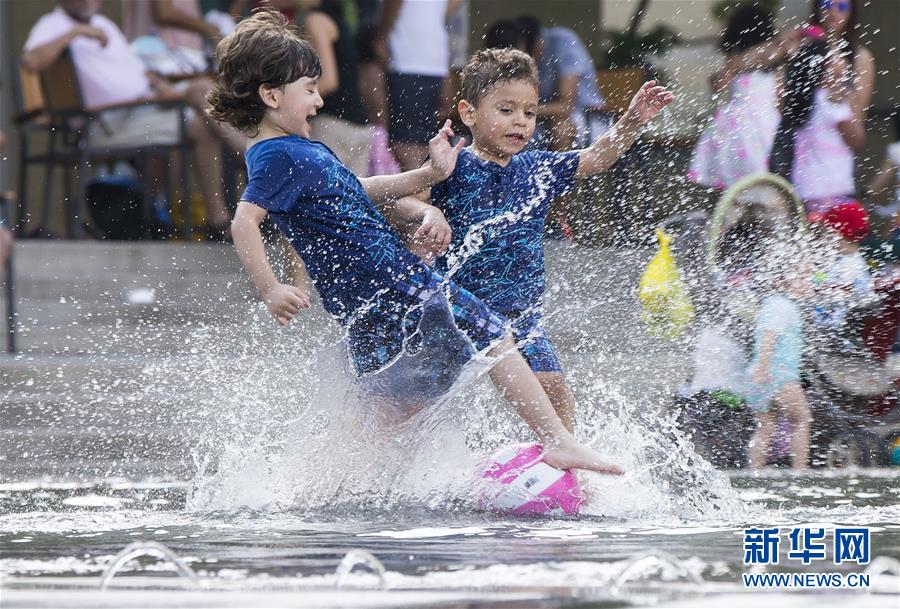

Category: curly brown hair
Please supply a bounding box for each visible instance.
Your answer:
[208,10,321,133]
[460,48,538,107]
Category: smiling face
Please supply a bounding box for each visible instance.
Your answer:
[260,76,324,138]
[459,79,538,164]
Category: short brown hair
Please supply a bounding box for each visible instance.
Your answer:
[460,48,538,106]
[208,10,321,132]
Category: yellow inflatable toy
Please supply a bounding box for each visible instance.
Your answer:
[638,228,694,340]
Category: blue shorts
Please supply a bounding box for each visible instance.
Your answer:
[347,268,507,377]
[512,316,563,374]
[356,292,484,405]
[386,72,443,145]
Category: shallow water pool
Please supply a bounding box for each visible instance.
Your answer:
[2,471,898,608]
[2,243,898,607]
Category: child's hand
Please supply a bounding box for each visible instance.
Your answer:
[626,81,675,125]
[426,120,465,182]
[410,206,452,263]
[262,283,311,326]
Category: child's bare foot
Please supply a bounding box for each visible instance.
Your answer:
[542,440,624,475]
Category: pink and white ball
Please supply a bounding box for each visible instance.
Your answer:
[478,444,583,516]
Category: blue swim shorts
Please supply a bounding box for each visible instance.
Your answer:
[512,315,563,374]
[347,268,507,377]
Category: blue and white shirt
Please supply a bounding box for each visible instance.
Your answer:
[432,148,580,320]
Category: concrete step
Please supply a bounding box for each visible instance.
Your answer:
[0,458,193,481]
[2,427,191,460]
[12,296,255,326]
[3,240,335,353]
[11,275,253,301]
[13,241,245,279]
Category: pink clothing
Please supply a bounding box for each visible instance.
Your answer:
[122,0,204,51]
[793,88,855,202]
[24,7,152,108]
[688,71,780,190]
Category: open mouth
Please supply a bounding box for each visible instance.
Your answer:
[505,134,526,144]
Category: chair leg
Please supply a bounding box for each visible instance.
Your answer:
[75,141,90,239]
[138,152,154,239]
[16,136,29,235]
[165,153,175,236]
[222,147,238,213]
[63,160,73,230]
[40,128,58,234]
[178,108,191,239]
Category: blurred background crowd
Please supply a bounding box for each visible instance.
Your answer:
[0,0,895,248]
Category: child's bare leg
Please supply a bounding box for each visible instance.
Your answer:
[779,383,811,470]
[536,371,576,433]
[748,409,776,469]
[487,336,622,475]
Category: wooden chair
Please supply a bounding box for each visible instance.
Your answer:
[11,57,76,236]
[14,51,193,238]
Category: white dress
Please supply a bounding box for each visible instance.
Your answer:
[688,71,780,190]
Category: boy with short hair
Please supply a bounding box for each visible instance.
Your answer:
[400,48,674,430]
[209,11,621,475]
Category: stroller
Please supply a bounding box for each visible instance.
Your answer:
[670,174,900,468]
[806,271,900,466]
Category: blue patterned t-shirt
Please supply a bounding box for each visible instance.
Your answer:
[432,148,580,318]
[240,136,506,375]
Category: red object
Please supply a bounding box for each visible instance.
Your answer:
[815,200,870,243]
[863,274,900,363]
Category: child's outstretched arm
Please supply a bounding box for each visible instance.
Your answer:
[232,202,311,326]
[360,120,464,204]
[575,81,675,178]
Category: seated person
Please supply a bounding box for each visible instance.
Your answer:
[23,0,240,236]
[513,16,606,151]
[301,0,372,177]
